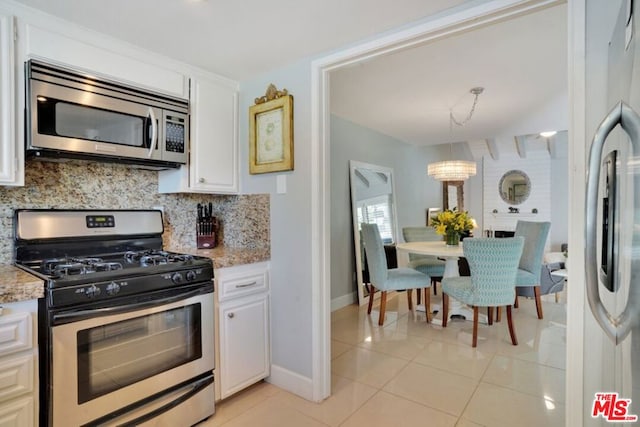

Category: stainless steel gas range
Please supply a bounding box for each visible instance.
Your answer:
[14,209,215,427]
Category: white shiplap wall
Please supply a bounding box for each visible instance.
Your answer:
[483,152,551,233]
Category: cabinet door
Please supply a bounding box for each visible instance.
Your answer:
[0,396,33,427]
[0,14,20,186]
[219,294,269,399]
[189,73,239,193]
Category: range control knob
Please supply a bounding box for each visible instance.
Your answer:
[85,284,101,299]
[171,272,184,284]
[106,282,121,296]
[186,270,197,281]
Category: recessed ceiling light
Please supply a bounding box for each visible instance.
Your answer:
[540,131,557,138]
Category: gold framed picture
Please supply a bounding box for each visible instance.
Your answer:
[249,94,294,174]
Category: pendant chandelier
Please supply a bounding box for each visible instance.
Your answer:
[427,87,483,181]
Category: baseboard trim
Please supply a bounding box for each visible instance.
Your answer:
[331,292,356,311]
[266,364,315,402]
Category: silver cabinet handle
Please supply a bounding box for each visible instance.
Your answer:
[586,101,640,344]
[199,177,205,183]
[147,107,158,158]
[227,312,234,318]
[235,281,257,289]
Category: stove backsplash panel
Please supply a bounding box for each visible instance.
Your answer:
[0,161,270,264]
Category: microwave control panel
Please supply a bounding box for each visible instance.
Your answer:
[165,114,186,154]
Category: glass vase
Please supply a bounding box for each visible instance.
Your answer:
[445,231,460,246]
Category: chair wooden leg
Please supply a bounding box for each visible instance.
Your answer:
[472,306,479,348]
[496,306,502,322]
[442,293,449,327]
[555,292,559,303]
[534,285,544,319]
[378,291,388,325]
[514,294,519,308]
[432,280,438,295]
[367,284,375,314]
[407,289,413,311]
[416,287,422,305]
[424,289,431,323]
[506,305,518,345]
[487,307,493,325]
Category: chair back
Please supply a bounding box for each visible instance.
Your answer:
[463,237,525,306]
[402,227,441,261]
[361,223,388,285]
[514,221,551,274]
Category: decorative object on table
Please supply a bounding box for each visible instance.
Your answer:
[508,206,519,213]
[441,237,525,347]
[249,84,294,174]
[430,208,475,246]
[196,202,218,249]
[427,87,483,181]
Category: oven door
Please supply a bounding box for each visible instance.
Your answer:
[49,284,214,427]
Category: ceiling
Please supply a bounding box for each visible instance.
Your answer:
[11,0,568,150]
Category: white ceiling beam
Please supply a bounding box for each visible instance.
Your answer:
[546,136,557,158]
[515,135,528,158]
[485,138,499,160]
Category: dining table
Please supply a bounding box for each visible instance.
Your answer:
[396,240,488,325]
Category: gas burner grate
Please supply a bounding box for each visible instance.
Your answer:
[42,257,124,277]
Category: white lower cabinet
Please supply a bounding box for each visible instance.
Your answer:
[0,301,38,427]
[215,262,270,400]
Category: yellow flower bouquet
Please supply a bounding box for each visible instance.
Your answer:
[431,208,475,246]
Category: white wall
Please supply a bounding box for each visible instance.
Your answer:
[239,58,315,387]
[329,115,444,309]
[481,133,568,250]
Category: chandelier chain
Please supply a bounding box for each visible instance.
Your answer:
[449,90,482,128]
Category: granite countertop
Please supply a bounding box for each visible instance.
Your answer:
[0,246,270,304]
[0,265,45,304]
[167,246,270,269]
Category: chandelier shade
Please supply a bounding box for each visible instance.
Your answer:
[427,160,477,181]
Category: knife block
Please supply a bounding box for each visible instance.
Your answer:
[197,233,216,249]
[196,217,218,249]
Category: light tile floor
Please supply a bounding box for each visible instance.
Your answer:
[200,290,566,426]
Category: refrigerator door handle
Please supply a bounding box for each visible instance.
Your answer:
[586,101,640,345]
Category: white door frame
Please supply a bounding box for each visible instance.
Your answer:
[310,0,570,404]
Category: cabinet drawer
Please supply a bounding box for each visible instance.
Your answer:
[216,263,269,302]
[0,313,31,357]
[0,355,33,402]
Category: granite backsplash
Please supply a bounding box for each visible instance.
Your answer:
[0,160,270,264]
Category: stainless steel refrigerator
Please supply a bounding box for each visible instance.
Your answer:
[585,0,640,424]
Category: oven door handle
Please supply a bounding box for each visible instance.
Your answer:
[116,375,214,427]
[52,286,211,324]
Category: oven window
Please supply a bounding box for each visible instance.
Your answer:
[76,304,202,404]
[37,98,149,147]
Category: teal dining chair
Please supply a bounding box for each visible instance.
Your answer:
[360,223,432,325]
[441,237,524,348]
[402,227,446,297]
[513,220,551,319]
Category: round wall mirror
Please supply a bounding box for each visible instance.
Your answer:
[499,170,531,205]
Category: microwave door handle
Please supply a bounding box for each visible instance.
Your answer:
[147,107,158,158]
[586,101,640,345]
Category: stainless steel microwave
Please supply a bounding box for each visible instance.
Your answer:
[25,60,189,169]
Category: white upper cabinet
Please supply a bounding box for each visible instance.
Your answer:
[20,22,188,98]
[0,13,22,186]
[158,71,239,194]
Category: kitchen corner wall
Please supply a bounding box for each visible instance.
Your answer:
[0,160,270,263]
